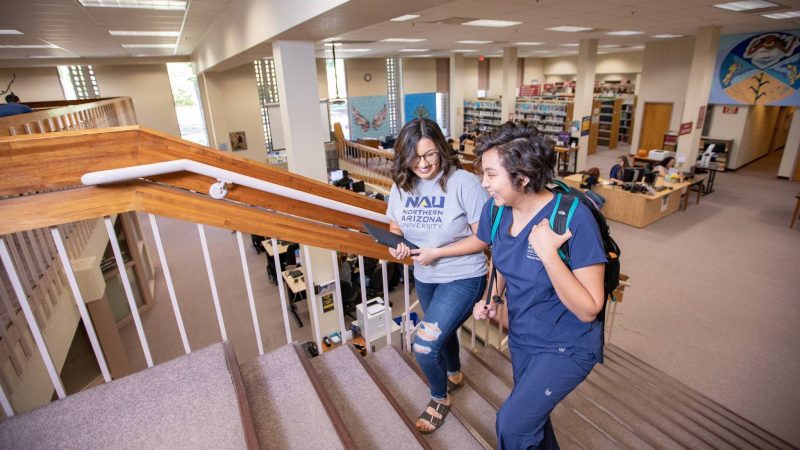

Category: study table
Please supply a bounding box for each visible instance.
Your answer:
[563,174,692,228]
[281,267,307,327]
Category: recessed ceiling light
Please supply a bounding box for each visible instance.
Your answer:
[652,34,684,38]
[599,44,621,48]
[79,0,186,10]
[0,30,23,35]
[336,48,370,53]
[456,40,494,44]
[382,38,427,43]
[546,26,593,32]
[109,30,180,37]
[713,1,777,11]
[121,43,176,48]
[514,42,544,46]
[462,19,523,28]
[762,10,800,18]
[391,14,420,21]
[0,44,59,48]
[452,49,477,52]
[399,48,430,52]
[606,30,644,36]
[560,43,580,47]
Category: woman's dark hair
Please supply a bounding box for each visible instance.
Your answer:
[618,155,630,168]
[660,156,675,167]
[475,122,555,193]
[391,118,460,192]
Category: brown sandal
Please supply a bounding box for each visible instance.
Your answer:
[416,399,449,434]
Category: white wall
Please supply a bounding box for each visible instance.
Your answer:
[0,68,64,102]
[93,64,181,137]
[488,57,505,97]
[779,111,800,178]
[543,52,643,76]
[346,58,387,97]
[316,58,329,100]
[402,58,437,94]
[731,105,780,169]
[522,58,544,85]
[463,58,479,98]
[705,104,747,164]
[630,38,694,153]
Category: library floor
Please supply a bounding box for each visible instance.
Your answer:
[119,147,800,445]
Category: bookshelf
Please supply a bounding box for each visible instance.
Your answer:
[464,98,502,132]
[596,96,622,149]
[618,96,636,144]
[515,98,574,142]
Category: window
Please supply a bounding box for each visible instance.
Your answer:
[254,58,279,152]
[57,65,100,100]
[166,62,209,146]
[386,57,402,135]
[326,57,350,140]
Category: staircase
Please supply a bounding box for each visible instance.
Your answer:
[1,338,794,449]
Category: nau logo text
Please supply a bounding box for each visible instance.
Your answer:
[405,196,446,208]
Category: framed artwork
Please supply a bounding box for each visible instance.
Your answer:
[230,131,247,151]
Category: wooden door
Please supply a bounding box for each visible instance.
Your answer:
[638,102,673,151]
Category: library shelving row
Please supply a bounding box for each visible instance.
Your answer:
[464,98,502,132]
[596,96,622,149]
[515,98,574,141]
[618,96,636,144]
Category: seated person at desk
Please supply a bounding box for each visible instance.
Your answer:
[0,93,33,117]
[609,155,630,183]
[650,156,675,177]
[458,129,481,152]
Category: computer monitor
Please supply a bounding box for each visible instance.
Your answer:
[622,168,641,183]
[329,169,344,182]
[351,180,365,193]
[643,171,657,185]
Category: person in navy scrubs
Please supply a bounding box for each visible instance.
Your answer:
[473,123,607,449]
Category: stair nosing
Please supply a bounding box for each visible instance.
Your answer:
[290,343,357,450]
[222,341,259,450]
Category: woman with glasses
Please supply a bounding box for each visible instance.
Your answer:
[386,118,488,434]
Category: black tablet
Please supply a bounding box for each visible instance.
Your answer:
[362,222,419,250]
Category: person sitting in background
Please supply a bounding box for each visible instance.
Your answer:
[0,93,33,117]
[651,156,676,177]
[609,155,630,182]
[580,167,605,209]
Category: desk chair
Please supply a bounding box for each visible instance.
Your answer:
[266,242,299,285]
[339,260,362,319]
[791,194,800,229]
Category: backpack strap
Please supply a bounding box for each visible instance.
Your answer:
[548,193,579,266]
[485,201,505,306]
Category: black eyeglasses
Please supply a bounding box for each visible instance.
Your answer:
[412,151,439,166]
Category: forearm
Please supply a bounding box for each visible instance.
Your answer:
[435,235,488,259]
[539,250,603,322]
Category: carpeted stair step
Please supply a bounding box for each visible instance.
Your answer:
[309,345,426,450]
[365,345,490,450]
[240,343,354,449]
[458,345,618,449]
[605,344,793,450]
[0,342,256,449]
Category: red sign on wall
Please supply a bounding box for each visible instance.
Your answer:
[519,84,541,96]
[723,106,739,114]
[679,122,693,135]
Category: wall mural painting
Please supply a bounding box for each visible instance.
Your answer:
[404,93,437,124]
[710,29,800,106]
[349,95,390,140]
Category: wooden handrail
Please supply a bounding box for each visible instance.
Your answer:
[0,97,137,136]
[342,140,395,160]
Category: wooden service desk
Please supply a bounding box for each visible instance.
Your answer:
[563,174,690,228]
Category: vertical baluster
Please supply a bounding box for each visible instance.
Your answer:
[483,305,490,346]
[235,231,263,356]
[301,246,323,352]
[35,120,45,134]
[0,377,13,418]
[270,239,292,344]
[357,255,369,353]
[51,227,111,383]
[330,251,346,343]
[147,215,190,354]
[0,238,66,399]
[26,231,49,289]
[497,303,504,348]
[0,280,33,357]
[403,265,411,352]
[104,216,153,368]
[471,316,476,349]
[5,235,45,326]
[381,260,391,347]
[197,224,227,341]
[14,233,52,318]
[0,279,24,376]
[39,227,67,292]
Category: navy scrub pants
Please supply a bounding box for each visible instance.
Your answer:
[496,346,597,450]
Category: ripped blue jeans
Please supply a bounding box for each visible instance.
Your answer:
[414,275,487,400]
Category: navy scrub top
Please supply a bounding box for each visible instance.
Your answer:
[477,196,607,360]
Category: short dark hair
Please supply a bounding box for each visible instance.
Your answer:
[660,156,675,167]
[391,118,460,193]
[5,94,20,103]
[475,123,555,193]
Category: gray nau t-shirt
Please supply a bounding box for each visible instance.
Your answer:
[386,168,489,283]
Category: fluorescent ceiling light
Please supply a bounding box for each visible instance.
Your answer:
[599,44,621,48]
[336,48,370,52]
[463,19,522,28]
[452,49,477,52]
[324,42,342,46]
[547,26,593,32]
[79,0,186,10]
[456,40,494,44]
[514,41,544,46]
[29,55,62,58]
[413,55,432,58]
[653,34,684,38]
[322,37,340,42]
[0,44,59,48]
[391,14,420,21]
[0,30,23,35]
[630,45,645,50]
[399,48,430,52]
[109,30,180,37]
[762,10,800,18]
[713,1,777,11]
[560,43,579,47]
[382,38,427,43]
[606,30,644,36]
[121,43,175,48]
[532,50,553,53]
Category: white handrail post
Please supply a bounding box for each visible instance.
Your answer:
[0,238,66,399]
[147,214,191,354]
[302,245,323,352]
[0,381,13,417]
[403,264,411,353]
[197,224,227,342]
[50,227,112,383]
[104,216,153,368]
[330,251,347,343]
[270,239,292,345]
[236,231,264,356]
[357,255,369,353]
[381,261,391,347]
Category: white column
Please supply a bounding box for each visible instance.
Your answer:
[676,26,721,169]
[450,52,465,138]
[778,110,800,178]
[574,38,598,171]
[501,47,518,122]
[273,40,336,339]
